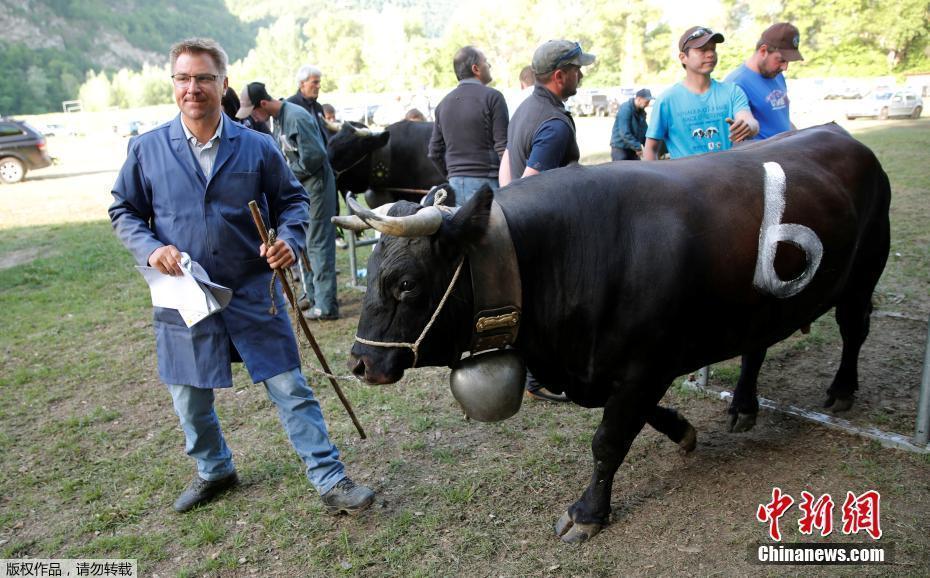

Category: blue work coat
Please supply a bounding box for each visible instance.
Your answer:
[109,115,310,388]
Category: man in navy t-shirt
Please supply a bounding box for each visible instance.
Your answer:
[725,22,804,139]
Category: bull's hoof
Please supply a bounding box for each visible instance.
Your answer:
[727,412,757,433]
[554,511,603,543]
[823,395,855,413]
[678,423,697,453]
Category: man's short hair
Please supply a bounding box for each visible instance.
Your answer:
[453,46,483,81]
[170,38,228,77]
[321,103,335,116]
[404,108,426,121]
[296,65,323,84]
[519,65,535,87]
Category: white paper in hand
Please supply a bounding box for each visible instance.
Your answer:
[136,253,233,328]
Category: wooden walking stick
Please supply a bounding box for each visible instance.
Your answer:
[248,200,367,439]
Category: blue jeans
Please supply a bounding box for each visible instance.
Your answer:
[448,176,499,207]
[298,180,339,316]
[167,368,345,494]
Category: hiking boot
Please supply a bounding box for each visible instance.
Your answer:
[173,471,239,512]
[321,477,375,514]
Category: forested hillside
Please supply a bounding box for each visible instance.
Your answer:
[2,0,928,115]
[0,0,258,114]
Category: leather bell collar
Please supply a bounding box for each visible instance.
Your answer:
[467,200,521,353]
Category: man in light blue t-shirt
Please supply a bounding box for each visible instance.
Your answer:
[644,26,758,160]
[725,22,804,140]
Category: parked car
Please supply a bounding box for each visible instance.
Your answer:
[339,104,380,125]
[846,90,923,120]
[0,118,53,184]
[30,122,65,137]
[567,92,610,116]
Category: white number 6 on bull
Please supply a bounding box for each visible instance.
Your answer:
[752,162,823,298]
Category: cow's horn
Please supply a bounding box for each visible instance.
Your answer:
[332,215,370,232]
[352,126,372,137]
[332,202,396,232]
[324,119,343,133]
[346,194,442,237]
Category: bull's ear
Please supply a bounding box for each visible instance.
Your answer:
[441,184,493,249]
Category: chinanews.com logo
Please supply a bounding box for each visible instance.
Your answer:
[752,487,891,565]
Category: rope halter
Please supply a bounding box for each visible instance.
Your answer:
[354,256,464,368]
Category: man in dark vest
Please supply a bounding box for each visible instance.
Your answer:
[499,40,595,187]
[500,40,595,402]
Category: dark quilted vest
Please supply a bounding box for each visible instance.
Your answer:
[507,85,579,178]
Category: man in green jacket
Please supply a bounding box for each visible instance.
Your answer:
[237,82,339,320]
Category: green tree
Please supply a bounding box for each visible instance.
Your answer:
[720,0,930,76]
[302,12,366,93]
[230,16,308,98]
[79,71,113,112]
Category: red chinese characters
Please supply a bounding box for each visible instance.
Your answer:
[798,491,835,537]
[757,487,795,541]
[841,490,882,539]
[757,488,882,541]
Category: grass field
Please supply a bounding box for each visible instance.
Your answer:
[1,119,929,576]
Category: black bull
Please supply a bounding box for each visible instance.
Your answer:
[345,124,891,542]
[327,119,446,206]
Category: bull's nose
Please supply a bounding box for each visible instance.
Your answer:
[348,355,366,378]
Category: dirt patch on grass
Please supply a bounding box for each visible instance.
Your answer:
[0,246,45,270]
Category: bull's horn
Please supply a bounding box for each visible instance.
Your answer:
[323,119,343,133]
[332,215,370,232]
[332,203,396,232]
[352,126,372,137]
[346,194,442,237]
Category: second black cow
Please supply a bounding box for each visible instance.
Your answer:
[327,120,446,207]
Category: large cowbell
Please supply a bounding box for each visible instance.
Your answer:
[450,349,526,422]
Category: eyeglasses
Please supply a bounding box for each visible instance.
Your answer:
[682,28,714,49]
[171,73,221,87]
[554,42,582,69]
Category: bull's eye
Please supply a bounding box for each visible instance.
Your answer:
[393,277,420,302]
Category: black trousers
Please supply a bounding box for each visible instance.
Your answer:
[611,147,639,161]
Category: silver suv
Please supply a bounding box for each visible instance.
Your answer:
[846,89,924,120]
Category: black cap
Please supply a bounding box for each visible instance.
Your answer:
[635,88,653,100]
[236,82,273,119]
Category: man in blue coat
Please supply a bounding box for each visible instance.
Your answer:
[609,88,652,160]
[109,38,374,514]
